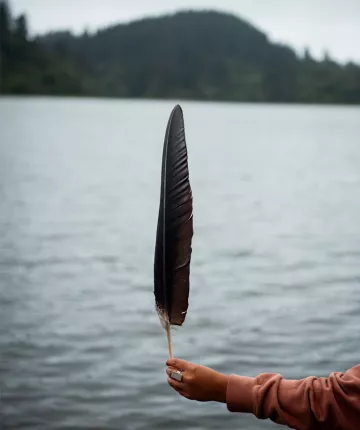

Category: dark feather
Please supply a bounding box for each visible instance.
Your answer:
[154,105,193,337]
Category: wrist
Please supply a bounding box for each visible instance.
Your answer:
[214,373,230,403]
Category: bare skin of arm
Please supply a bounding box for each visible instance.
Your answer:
[166,358,229,403]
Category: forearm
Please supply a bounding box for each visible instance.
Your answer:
[226,365,360,430]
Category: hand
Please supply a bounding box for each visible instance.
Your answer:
[166,358,229,403]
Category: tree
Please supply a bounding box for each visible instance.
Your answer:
[323,49,332,63]
[0,0,11,44]
[304,47,313,62]
[15,14,28,41]
[0,0,11,93]
[1,8,360,103]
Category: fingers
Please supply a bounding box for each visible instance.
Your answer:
[166,363,192,400]
[166,366,177,377]
[167,367,187,384]
[168,384,189,400]
[166,358,189,371]
[168,376,183,391]
[179,390,190,399]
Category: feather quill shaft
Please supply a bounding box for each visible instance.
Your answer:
[154,105,193,358]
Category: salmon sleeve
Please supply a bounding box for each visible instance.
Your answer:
[226,364,360,429]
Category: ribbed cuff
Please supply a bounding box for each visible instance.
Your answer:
[226,374,256,413]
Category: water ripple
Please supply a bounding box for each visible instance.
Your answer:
[1,99,360,430]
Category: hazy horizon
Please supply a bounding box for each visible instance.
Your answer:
[9,0,360,64]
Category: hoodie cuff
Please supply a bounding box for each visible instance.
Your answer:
[226,374,256,413]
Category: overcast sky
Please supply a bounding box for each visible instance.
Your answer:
[10,0,360,63]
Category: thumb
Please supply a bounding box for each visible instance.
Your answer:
[166,358,188,371]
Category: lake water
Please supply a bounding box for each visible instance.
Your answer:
[0,97,359,430]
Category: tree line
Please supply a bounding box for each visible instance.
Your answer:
[1,0,360,103]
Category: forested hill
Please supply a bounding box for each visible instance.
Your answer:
[1,1,360,103]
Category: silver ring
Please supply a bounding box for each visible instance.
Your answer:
[170,370,183,382]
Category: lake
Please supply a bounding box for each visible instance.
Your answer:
[0,97,359,429]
